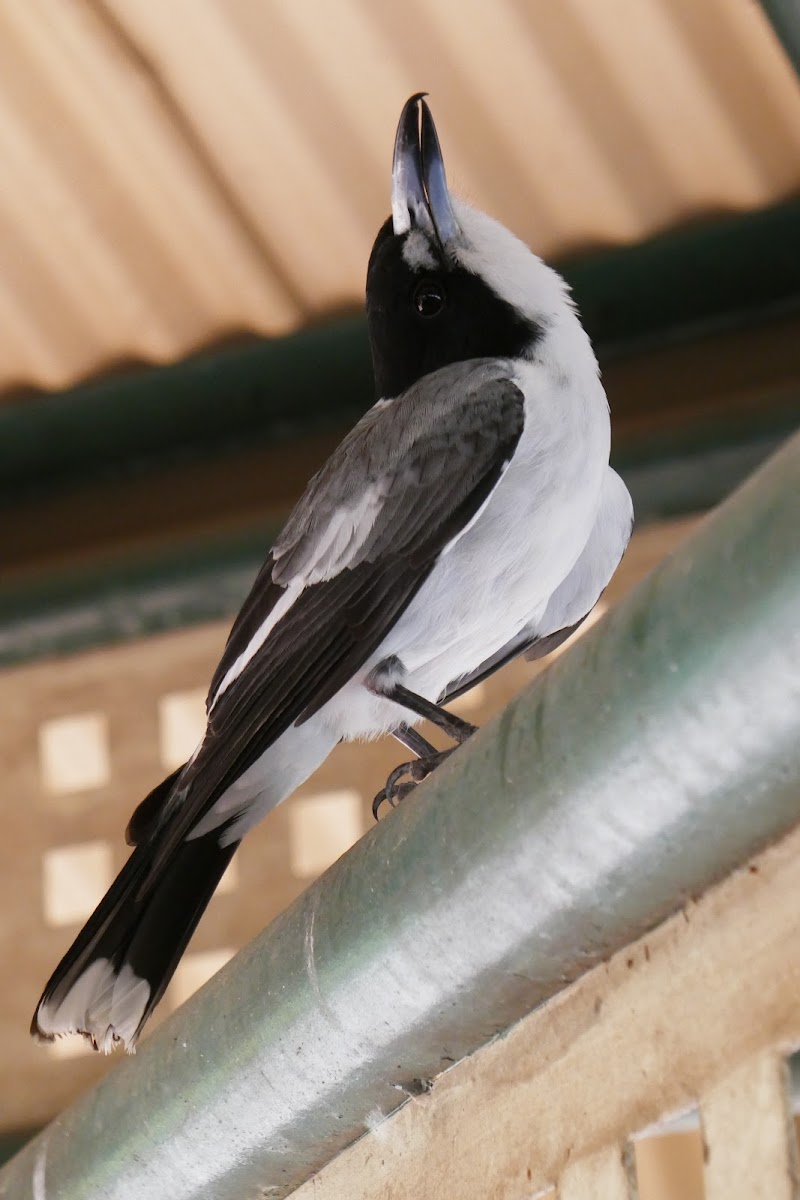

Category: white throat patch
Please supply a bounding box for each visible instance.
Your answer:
[401,229,438,272]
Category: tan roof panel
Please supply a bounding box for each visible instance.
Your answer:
[1,0,799,394]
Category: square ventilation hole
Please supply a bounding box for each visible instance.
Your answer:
[634,1107,705,1200]
[39,712,110,794]
[288,788,363,879]
[43,841,113,927]
[158,688,207,770]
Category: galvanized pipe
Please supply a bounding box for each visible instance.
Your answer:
[2,431,800,1200]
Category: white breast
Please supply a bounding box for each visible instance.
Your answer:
[323,348,611,740]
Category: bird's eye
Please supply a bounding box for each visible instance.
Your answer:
[413,278,446,318]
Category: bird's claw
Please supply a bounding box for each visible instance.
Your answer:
[372,748,455,820]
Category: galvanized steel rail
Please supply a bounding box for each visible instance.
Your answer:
[2,430,799,1200]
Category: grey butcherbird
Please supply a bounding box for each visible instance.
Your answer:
[32,93,632,1053]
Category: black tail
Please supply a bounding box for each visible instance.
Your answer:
[32,813,237,1052]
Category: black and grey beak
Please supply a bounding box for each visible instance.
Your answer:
[391,93,460,250]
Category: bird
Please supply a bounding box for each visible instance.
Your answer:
[32,93,633,1053]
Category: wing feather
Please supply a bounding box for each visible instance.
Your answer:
[143,362,525,873]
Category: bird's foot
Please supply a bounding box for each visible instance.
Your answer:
[372,747,457,820]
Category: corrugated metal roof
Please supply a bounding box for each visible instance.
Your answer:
[1,0,799,395]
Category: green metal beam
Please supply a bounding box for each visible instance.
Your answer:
[0,1136,32,1171]
[0,425,790,670]
[3,199,800,506]
[2,430,799,1199]
[761,0,800,77]
[2,199,800,668]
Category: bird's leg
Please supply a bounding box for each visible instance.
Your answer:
[391,722,437,758]
[373,725,439,820]
[383,682,477,743]
[372,685,478,819]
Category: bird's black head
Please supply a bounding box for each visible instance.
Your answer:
[366,94,554,400]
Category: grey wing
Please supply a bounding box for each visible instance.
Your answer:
[441,467,633,703]
[143,362,525,868]
[271,358,518,586]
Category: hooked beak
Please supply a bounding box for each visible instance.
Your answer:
[391,93,459,250]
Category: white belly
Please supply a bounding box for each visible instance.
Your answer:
[200,361,612,834]
[324,360,610,740]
